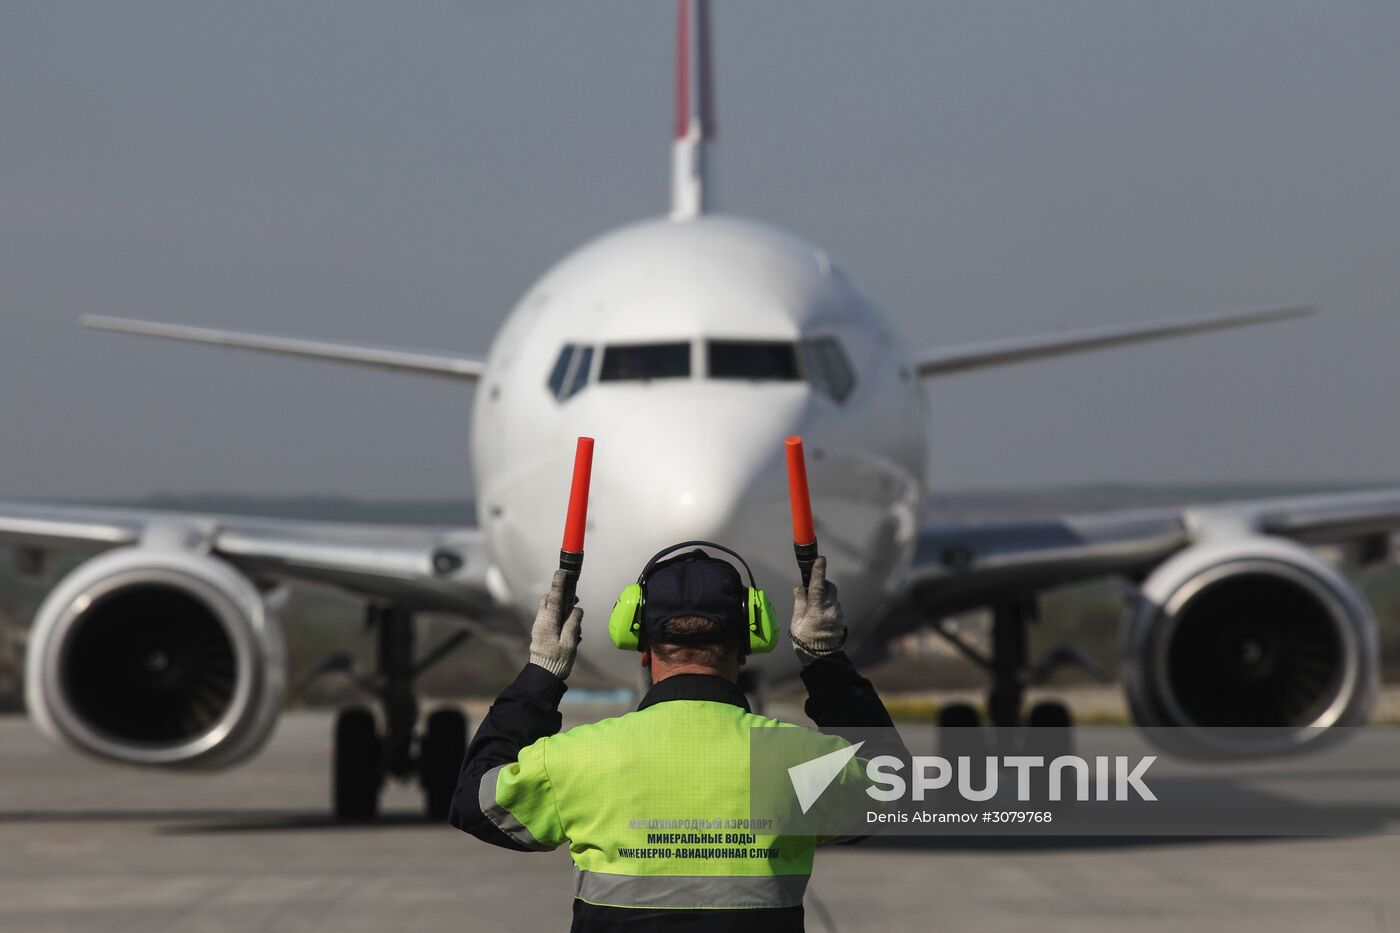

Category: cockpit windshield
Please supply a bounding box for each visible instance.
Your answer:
[599,342,691,381]
[546,336,855,403]
[706,340,799,380]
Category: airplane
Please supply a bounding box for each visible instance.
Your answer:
[4,0,1393,820]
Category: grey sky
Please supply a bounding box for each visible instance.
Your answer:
[3,1,1399,501]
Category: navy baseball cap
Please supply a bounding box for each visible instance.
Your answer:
[643,549,747,645]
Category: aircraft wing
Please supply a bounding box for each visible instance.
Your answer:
[894,486,1400,622]
[81,315,486,381]
[913,304,1313,377]
[0,500,508,621]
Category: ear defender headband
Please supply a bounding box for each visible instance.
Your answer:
[607,540,778,655]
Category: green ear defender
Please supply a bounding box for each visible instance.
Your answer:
[608,583,646,652]
[607,540,778,654]
[746,586,778,654]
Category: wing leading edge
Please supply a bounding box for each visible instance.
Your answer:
[82,315,487,381]
[0,500,506,621]
[914,304,1313,378]
[896,485,1400,625]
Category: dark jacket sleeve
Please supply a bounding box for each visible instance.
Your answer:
[800,650,895,730]
[800,651,906,845]
[448,662,566,849]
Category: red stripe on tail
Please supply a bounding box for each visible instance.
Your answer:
[674,0,691,139]
[674,0,713,140]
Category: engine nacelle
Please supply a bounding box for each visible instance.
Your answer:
[25,546,285,769]
[1123,536,1378,758]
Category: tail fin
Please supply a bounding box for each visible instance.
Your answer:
[670,0,714,220]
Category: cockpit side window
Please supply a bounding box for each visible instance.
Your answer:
[801,337,856,403]
[546,344,594,402]
[547,346,574,397]
[564,346,593,398]
[707,340,800,380]
[599,342,691,382]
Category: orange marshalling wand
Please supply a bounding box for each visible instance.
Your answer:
[558,437,595,610]
[785,436,819,587]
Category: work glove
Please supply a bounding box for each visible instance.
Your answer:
[529,569,584,680]
[790,556,847,666]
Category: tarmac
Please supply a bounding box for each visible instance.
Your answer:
[4,711,1400,932]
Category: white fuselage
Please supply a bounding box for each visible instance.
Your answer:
[470,214,927,684]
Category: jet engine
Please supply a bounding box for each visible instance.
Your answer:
[1123,536,1378,758]
[24,546,285,769]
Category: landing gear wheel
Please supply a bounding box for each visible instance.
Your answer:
[937,702,984,755]
[936,703,983,810]
[1025,701,1075,807]
[334,706,382,821]
[937,702,981,729]
[1025,700,1075,756]
[420,708,469,822]
[1027,700,1073,728]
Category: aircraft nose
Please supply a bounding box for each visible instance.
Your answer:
[588,385,804,564]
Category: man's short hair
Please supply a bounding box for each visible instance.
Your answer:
[648,615,742,668]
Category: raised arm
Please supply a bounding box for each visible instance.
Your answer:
[790,557,895,730]
[448,571,581,850]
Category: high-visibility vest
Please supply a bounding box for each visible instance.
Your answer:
[477,698,858,910]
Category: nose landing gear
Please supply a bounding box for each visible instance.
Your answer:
[927,599,1107,748]
[323,604,473,821]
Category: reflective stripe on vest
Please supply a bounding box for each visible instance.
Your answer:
[480,763,554,851]
[575,869,809,910]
